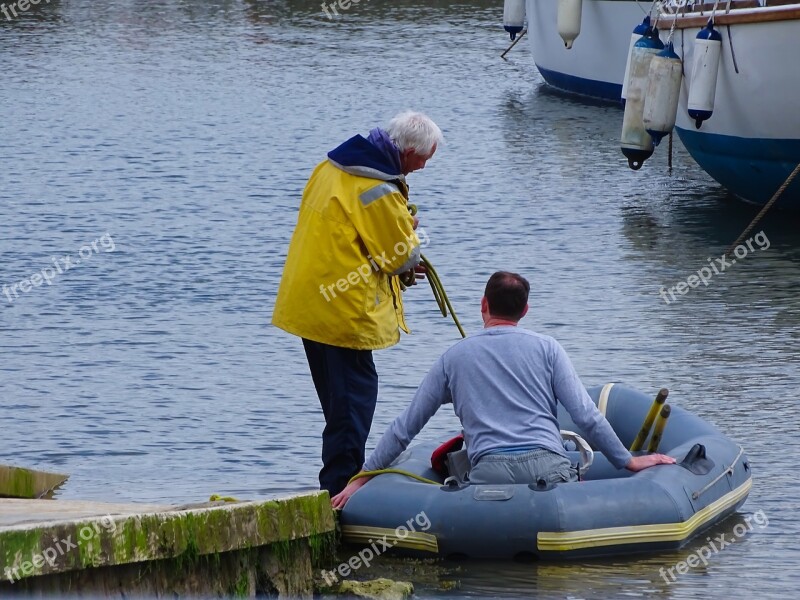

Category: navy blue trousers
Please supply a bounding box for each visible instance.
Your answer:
[302,339,378,497]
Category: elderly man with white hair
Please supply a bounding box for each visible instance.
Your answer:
[272,111,443,496]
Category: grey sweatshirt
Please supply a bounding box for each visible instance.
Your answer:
[364,326,633,472]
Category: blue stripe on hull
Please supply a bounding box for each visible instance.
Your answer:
[676,127,800,210]
[536,65,622,102]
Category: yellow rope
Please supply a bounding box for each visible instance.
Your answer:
[348,468,441,486]
[421,254,466,339]
[404,204,466,339]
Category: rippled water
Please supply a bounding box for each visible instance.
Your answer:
[1,1,799,597]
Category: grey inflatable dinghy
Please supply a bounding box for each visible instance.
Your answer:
[340,384,752,559]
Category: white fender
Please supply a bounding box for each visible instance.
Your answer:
[557,0,582,49]
[643,42,684,145]
[620,28,664,170]
[688,20,723,128]
[503,0,526,40]
[622,16,652,102]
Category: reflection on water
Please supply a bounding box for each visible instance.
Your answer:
[1,1,798,597]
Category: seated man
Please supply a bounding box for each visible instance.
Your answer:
[332,271,675,508]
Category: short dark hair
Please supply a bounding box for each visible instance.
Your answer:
[484,271,530,321]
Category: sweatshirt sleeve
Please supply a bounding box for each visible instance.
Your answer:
[364,357,450,471]
[551,341,633,470]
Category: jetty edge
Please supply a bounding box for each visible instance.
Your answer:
[0,491,336,597]
[0,465,69,499]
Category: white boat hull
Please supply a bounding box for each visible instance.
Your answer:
[666,8,800,207]
[526,0,646,101]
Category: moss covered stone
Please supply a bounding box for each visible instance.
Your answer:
[0,465,68,499]
[0,491,335,588]
[335,578,415,600]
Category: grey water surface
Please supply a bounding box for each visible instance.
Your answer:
[1,1,799,598]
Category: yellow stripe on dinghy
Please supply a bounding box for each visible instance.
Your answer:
[341,525,439,554]
[537,477,752,552]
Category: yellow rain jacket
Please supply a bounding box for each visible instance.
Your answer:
[272,134,420,350]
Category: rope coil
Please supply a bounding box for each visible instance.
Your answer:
[404,204,466,339]
[349,468,440,486]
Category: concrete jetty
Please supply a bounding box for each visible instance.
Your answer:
[0,491,336,597]
[0,465,68,499]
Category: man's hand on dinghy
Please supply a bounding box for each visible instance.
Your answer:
[626,453,676,472]
[331,471,373,509]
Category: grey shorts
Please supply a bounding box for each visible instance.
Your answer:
[468,448,577,487]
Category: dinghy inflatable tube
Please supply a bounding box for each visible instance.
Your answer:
[340,385,751,560]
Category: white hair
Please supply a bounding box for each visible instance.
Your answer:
[386,111,443,155]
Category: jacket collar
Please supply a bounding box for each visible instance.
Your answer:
[327,134,406,183]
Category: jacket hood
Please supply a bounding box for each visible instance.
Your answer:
[327,134,405,182]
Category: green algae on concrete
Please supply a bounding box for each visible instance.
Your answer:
[0,528,42,579]
[0,492,336,596]
[4,539,324,597]
[0,465,68,499]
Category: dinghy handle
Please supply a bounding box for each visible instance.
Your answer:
[560,430,594,478]
[691,446,745,500]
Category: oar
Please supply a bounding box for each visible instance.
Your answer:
[630,388,668,451]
